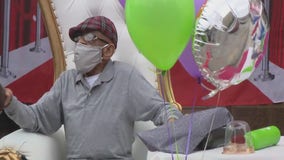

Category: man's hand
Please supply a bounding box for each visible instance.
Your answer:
[0,83,6,110]
[4,88,13,107]
[0,83,13,111]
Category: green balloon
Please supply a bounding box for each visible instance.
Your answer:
[125,0,195,71]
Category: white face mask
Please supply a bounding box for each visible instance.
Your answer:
[74,43,108,74]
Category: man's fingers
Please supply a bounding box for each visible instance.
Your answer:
[4,88,13,107]
[0,83,6,109]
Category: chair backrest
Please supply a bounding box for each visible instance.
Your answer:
[38,0,180,159]
[40,0,158,87]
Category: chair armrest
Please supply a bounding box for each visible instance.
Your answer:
[132,121,156,160]
[0,128,65,160]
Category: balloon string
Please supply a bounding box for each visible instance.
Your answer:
[184,79,198,160]
[165,119,175,160]
[157,71,176,160]
[173,124,181,160]
[200,91,221,160]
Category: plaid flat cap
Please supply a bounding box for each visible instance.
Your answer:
[69,16,118,48]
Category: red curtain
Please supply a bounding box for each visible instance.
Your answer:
[269,0,284,68]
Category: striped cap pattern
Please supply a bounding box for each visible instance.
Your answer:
[69,16,118,48]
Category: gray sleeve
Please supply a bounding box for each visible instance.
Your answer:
[128,69,183,126]
[4,76,63,135]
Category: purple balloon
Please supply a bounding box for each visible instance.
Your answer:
[178,0,206,78]
[119,0,126,8]
[179,41,201,78]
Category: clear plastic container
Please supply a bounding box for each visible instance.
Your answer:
[223,120,254,154]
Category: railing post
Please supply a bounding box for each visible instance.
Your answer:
[255,0,274,81]
[30,2,45,53]
[0,0,16,78]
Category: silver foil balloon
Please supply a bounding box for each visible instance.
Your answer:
[192,0,269,99]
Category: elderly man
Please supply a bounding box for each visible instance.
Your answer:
[1,16,183,159]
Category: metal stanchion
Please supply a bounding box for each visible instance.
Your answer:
[254,0,275,81]
[30,2,45,53]
[0,0,16,78]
